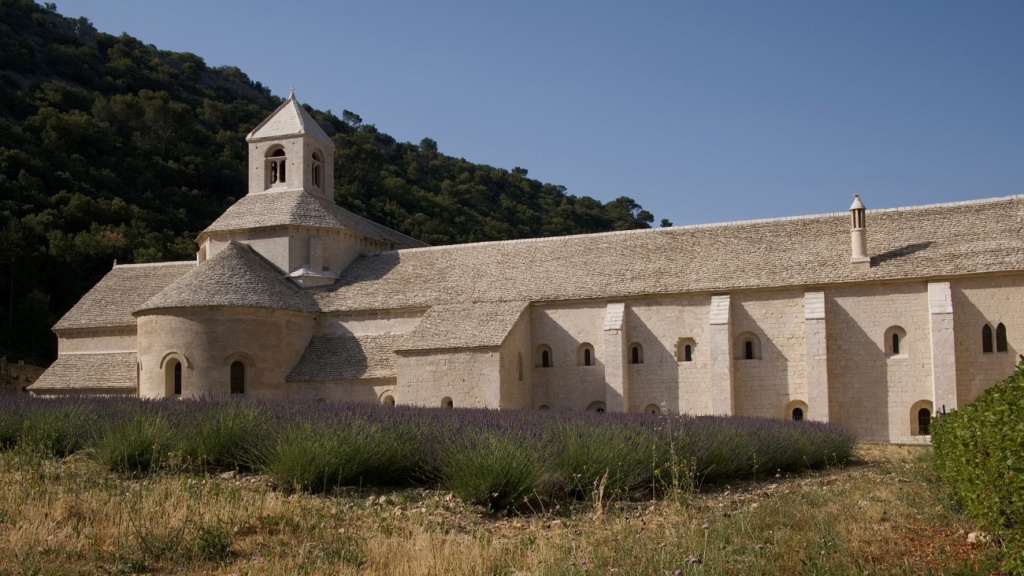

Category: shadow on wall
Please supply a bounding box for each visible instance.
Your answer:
[952,288,1018,405]
[826,301,889,442]
[730,301,788,419]
[624,307,680,414]
[871,242,932,267]
[531,314,607,411]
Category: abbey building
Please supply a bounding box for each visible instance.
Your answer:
[30,96,1024,443]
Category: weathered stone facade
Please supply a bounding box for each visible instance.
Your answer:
[30,96,1024,443]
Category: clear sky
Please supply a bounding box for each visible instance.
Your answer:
[56,0,1024,227]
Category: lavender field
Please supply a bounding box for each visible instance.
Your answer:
[0,396,853,510]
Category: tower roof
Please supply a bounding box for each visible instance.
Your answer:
[135,241,318,314]
[850,194,866,211]
[246,93,334,147]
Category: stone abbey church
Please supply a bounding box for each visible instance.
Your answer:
[31,96,1024,443]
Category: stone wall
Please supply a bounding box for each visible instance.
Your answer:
[136,307,315,399]
[498,310,532,409]
[826,282,932,443]
[395,349,501,408]
[0,358,44,393]
[731,290,807,419]
[625,295,712,414]
[952,274,1024,405]
[530,303,608,410]
[57,327,136,354]
[286,378,395,404]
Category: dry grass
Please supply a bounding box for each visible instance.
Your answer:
[0,443,999,575]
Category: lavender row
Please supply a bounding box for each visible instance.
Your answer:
[0,395,854,510]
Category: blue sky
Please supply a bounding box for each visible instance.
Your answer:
[57,1,1024,227]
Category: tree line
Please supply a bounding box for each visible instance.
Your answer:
[0,0,657,365]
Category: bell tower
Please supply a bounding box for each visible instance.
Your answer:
[245,89,335,200]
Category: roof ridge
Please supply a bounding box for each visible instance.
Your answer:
[114,261,195,269]
[383,194,1024,256]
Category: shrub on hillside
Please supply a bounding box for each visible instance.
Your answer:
[932,362,1024,571]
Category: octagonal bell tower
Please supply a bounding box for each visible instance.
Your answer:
[246,90,335,198]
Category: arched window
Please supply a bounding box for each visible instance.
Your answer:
[735,332,761,360]
[536,345,553,368]
[676,338,696,363]
[442,397,454,408]
[917,408,931,435]
[784,400,808,422]
[311,151,323,189]
[630,343,644,364]
[884,326,907,357]
[910,400,933,436]
[230,361,245,394]
[382,395,395,407]
[996,323,1008,353]
[982,324,994,353]
[587,401,606,413]
[172,361,182,396]
[266,147,287,187]
[578,343,595,366]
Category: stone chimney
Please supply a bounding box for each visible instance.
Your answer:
[850,194,870,270]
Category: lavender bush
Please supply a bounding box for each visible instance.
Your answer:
[0,395,854,509]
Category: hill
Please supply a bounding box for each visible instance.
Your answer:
[0,0,658,366]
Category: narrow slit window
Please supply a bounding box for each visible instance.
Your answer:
[312,151,323,188]
[230,361,245,394]
[744,340,754,360]
[173,362,182,396]
[891,333,900,355]
[542,350,550,368]
[584,348,592,366]
[630,345,643,364]
[684,344,692,362]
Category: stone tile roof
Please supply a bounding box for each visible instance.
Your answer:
[136,241,318,314]
[53,262,195,330]
[315,195,1024,312]
[247,96,334,146]
[28,352,136,391]
[286,333,403,381]
[202,190,426,249]
[397,301,529,351]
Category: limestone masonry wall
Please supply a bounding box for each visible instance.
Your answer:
[732,290,807,419]
[499,310,532,409]
[952,274,1024,405]
[625,295,712,414]
[58,328,136,354]
[826,282,931,443]
[530,303,608,410]
[136,307,315,399]
[396,349,501,408]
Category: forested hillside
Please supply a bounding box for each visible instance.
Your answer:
[0,0,657,366]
